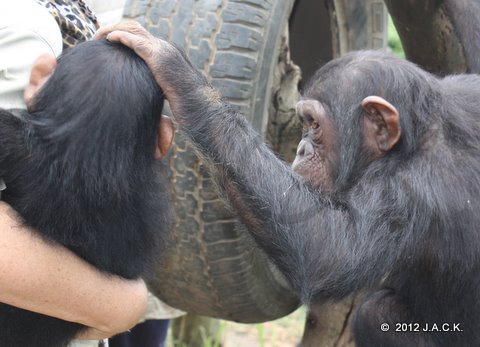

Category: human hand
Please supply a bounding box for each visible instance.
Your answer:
[74,277,148,340]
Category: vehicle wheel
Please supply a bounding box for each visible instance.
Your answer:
[123,0,387,324]
[124,0,299,323]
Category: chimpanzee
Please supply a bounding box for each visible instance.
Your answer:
[101,24,480,346]
[0,40,173,347]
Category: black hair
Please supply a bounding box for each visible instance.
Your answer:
[0,39,170,347]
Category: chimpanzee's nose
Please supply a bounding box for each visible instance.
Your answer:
[292,139,314,171]
[296,139,314,158]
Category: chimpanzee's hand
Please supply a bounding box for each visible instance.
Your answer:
[95,22,220,119]
[96,22,176,93]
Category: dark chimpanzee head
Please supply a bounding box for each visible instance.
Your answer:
[0,39,178,347]
[29,39,174,166]
[8,40,175,277]
[292,50,441,193]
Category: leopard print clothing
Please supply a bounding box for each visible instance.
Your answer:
[35,0,99,49]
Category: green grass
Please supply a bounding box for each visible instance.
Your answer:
[388,16,405,58]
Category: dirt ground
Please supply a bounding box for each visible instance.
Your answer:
[222,306,306,347]
[167,306,306,347]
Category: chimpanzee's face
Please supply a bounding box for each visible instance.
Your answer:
[292,99,338,191]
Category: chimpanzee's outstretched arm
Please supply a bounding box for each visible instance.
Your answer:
[97,23,402,303]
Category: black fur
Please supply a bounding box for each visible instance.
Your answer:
[163,49,480,346]
[0,40,169,347]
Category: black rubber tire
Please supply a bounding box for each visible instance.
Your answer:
[123,0,387,323]
[289,0,388,83]
[124,0,299,323]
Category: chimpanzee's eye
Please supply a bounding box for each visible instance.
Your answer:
[311,121,319,129]
[303,122,308,130]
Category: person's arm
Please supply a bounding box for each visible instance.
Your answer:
[0,201,148,339]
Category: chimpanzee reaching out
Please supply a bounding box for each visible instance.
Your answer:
[0,40,174,347]
[102,23,480,346]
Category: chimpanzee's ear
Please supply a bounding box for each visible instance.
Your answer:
[361,96,400,154]
[155,115,175,160]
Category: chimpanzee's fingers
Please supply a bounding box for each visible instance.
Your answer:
[95,22,195,107]
[94,24,114,40]
[96,21,181,74]
[94,21,149,40]
[106,31,159,68]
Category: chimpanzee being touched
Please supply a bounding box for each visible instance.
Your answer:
[149,45,480,346]
[0,40,173,347]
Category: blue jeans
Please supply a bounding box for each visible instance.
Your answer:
[109,319,170,347]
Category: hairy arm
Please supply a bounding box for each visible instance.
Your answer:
[97,23,399,303]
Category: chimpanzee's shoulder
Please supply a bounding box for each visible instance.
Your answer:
[442,73,480,85]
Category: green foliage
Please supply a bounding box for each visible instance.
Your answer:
[388,16,405,58]
[256,324,265,347]
[199,321,227,347]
